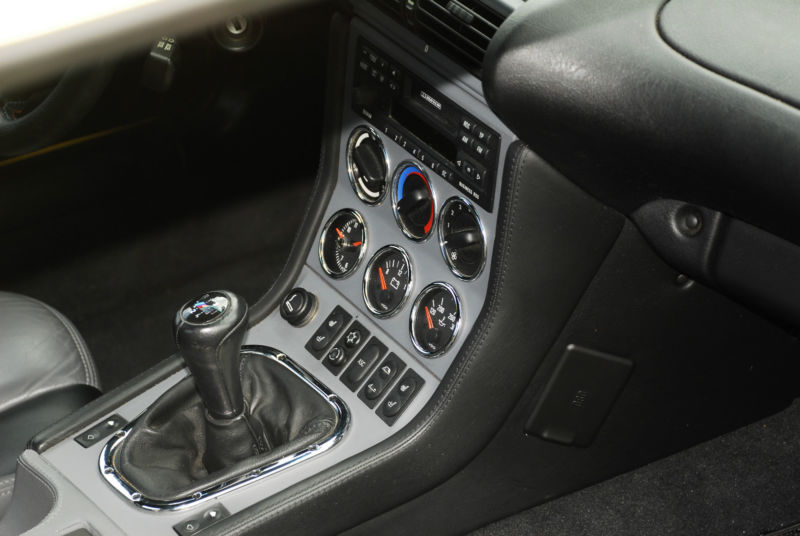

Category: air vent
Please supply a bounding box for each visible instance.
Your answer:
[369,0,508,74]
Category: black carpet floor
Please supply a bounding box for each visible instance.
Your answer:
[4,179,312,389]
[0,121,316,390]
[473,399,800,536]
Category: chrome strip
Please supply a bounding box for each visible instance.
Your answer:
[98,345,350,511]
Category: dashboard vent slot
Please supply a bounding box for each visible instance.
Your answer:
[368,0,508,74]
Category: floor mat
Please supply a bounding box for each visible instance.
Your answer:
[472,399,800,536]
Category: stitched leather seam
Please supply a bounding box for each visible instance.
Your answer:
[223,144,527,533]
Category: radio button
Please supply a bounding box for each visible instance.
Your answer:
[474,127,495,147]
[473,166,487,184]
[462,161,475,177]
[458,131,474,147]
[384,126,403,145]
[440,167,456,181]
[473,143,490,159]
[461,117,475,131]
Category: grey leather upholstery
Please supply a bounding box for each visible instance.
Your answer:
[0,292,99,521]
[0,292,99,415]
[0,474,12,519]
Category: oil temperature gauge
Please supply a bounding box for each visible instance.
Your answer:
[319,209,367,278]
[410,283,461,357]
[363,245,412,317]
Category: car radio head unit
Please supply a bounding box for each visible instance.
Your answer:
[351,38,499,211]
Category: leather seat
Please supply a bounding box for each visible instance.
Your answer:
[0,292,101,518]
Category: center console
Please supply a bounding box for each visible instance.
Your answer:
[0,10,519,536]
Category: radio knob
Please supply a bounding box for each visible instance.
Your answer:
[347,127,388,205]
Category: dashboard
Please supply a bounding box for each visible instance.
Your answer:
[5,0,800,534]
[32,11,517,534]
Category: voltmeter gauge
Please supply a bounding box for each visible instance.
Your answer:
[319,209,367,279]
[439,197,486,280]
[363,246,413,318]
[410,283,461,357]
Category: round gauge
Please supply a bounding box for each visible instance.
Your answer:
[439,197,486,280]
[319,209,367,278]
[410,283,461,357]
[363,245,413,317]
[347,126,388,204]
[392,162,435,241]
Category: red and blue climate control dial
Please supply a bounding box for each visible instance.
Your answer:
[392,163,435,241]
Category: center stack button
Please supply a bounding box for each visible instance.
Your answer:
[305,306,352,359]
[359,353,406,408]
[324,321,370,375]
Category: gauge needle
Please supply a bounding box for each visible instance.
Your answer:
[336,228,345,239]
[353,241,362,246]
[379,267,387,290]
[425,306,434,330]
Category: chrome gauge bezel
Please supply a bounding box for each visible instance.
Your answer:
[362,245,414,319]
[438,196,487,281]
[391,160,437,242]
[318,209,368,279]
[409,282,462,358]
[346,125,389,205]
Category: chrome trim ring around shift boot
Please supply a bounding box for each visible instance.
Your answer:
[98,345,350,511]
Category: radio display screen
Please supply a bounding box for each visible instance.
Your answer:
[390,96,458,163]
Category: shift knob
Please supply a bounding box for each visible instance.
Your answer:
[174,290,248,420]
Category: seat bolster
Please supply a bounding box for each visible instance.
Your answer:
[0,292,99,415]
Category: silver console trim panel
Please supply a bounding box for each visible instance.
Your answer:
[98,346,350,511]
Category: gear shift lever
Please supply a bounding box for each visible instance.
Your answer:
[174,291,248,420]
[111,290,341,499]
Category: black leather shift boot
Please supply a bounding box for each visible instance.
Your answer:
[112,352,337,503]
